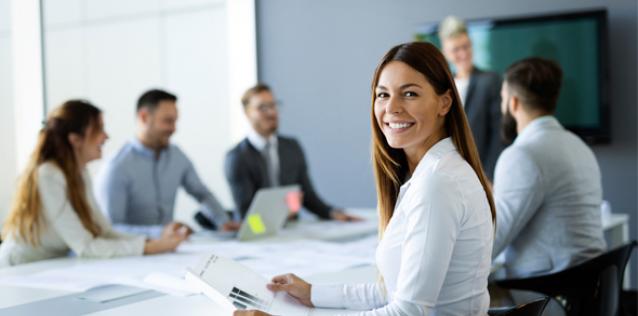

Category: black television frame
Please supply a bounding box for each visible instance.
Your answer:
[419,9,610,144]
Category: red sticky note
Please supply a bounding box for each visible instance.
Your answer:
[286,191,302,213]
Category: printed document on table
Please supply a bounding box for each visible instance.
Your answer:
[185,253,310,316]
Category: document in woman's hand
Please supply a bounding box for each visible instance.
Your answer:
[185,253,310,316]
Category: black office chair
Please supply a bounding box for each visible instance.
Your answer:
[495,241,637,316]
[619,289,637,316]
[488,297,550,316]
[595,265,619,316]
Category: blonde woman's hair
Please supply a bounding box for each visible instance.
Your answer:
[2,100,103,245]
[438,16,468,40]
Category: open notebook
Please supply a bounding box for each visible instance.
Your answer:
[185,253,310,315]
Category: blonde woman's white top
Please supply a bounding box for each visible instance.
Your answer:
[311,138,494,316]
[0,162,145,267]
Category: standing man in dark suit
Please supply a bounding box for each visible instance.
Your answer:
[225,84,359,221]
[439,16,503,179]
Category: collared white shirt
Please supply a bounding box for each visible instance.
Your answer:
[247,128,280,186]
[454,77,470,107]
[312,138,494,316]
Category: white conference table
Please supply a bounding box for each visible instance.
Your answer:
[0,210,630,316]
[0,208,379,316]
[84,266,378,316]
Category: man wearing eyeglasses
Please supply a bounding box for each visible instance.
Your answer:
[222,83,359,222]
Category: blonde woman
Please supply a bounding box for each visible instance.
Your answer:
[439,16,503,179]
[0,100,186,267]
[235,42,495,315]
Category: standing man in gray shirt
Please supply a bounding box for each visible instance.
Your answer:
[493,58,606,278]
[96,89,240,238]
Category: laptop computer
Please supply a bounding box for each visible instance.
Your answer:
[236,185,301,241]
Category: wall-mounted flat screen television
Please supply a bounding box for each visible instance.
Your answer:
[416,9,609,143]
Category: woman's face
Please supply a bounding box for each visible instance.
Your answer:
[374,61,451,156]
[75,115,109,164]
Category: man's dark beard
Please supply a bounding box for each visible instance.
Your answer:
[500,107,518,145]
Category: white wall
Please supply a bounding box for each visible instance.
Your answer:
[0,0,16,225]
[12,0,46,174]
[43,0,235,226]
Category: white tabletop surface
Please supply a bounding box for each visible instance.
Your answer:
[0,208,379,315]
[0,210,629,315]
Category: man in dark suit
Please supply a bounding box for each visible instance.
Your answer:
[440,16,503,179]
[224,84,359,221]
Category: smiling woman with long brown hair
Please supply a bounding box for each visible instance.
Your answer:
[0,100,186,267]
[235,42,496,316]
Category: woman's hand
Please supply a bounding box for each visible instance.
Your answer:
[162,221,193,238]
[233,311,271,316]
[267,273,314,307]
[143,233,187,254]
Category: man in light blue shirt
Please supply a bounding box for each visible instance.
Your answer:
[96,89,240,238]
[493,58,606,278]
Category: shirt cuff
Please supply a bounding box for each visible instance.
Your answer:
[112,224,163,239]
[202,207,229,229]
[132,235,146,256]
[148,226,163,238]
[311,284,345,308]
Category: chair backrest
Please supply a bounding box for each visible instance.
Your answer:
[495,241,637,316]
[595,265,619,316]
[488,297,550,316]
[571,241,636,291]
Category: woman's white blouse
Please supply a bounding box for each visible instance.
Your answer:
[0,162,145,267]
[312,138,494,316]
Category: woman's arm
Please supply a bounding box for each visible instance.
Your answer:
[264,274,427,316]
[314,283,426,316]
[39,168,147,258]
[41,166,184,257]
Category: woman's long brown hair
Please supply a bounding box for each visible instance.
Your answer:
[371,42,496,234]
[2,100,103,245]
